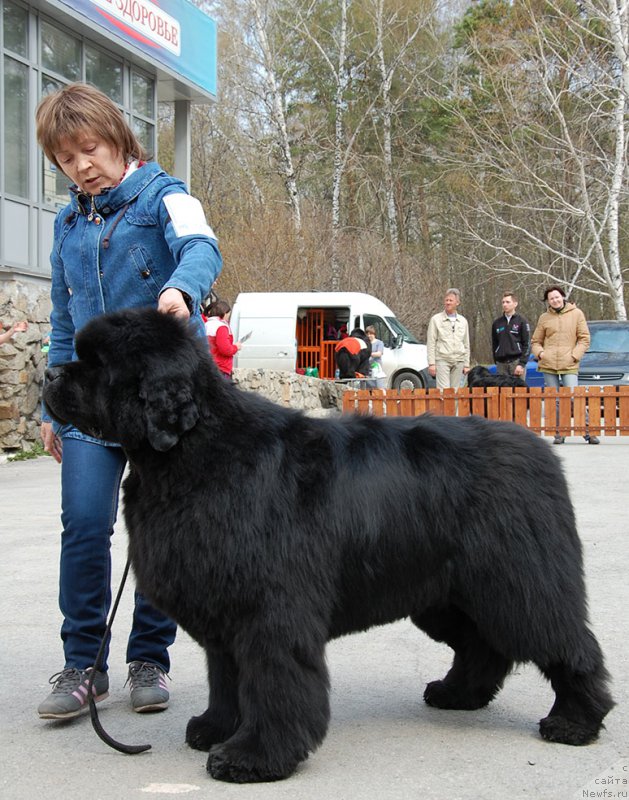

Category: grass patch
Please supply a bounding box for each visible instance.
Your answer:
[7,442,50,461]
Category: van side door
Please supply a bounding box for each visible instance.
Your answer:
[234,313,297,371]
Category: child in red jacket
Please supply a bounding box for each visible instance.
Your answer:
[204,300,241,377]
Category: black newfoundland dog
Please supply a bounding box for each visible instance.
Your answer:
[467,365,527,388]
[44,308,613,783]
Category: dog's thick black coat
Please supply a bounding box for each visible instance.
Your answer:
[467,365,527,388]
[44,309,613,783]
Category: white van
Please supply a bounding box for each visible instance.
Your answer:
[230,291,431,389]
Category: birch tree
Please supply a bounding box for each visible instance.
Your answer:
[369,0,437,286]
[284,0,382,289]
[444,0,628,318]
[201,0,303,231]
[249,0,303,230]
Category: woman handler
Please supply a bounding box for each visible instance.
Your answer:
[36,83,222,720]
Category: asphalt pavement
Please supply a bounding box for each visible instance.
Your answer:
[1,438,627,800]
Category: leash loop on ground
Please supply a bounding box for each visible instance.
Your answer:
[87,558,152,755]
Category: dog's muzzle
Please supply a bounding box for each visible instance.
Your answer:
[45,366,65,383]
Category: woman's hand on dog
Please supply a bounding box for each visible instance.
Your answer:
[158,288,191,319]
[41,421,63,463]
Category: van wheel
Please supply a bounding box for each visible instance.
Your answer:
[393,371,424,390]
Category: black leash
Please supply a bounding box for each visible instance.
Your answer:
[87,558,151,754]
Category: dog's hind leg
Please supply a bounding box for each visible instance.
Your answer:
[536,629,614,746]
[186,648,241,752]
[206,625,330,783]
[412,606,512,710]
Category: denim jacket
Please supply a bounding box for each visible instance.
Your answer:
[44,161,222,431]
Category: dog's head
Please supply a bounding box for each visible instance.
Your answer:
[466,366,493,387]
[44,308,207,452]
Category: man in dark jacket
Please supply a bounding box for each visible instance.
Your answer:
[491,291,530,381]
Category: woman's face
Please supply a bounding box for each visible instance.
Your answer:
[54,132,126,195]
[367,331,375,341]
[546,290,565,310]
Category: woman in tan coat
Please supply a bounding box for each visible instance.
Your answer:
[531,285,598,444]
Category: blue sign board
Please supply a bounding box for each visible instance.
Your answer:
[58,0,217,97]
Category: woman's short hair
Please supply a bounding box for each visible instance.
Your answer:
[365,325,376,336]
[445,288,461,300]
[36,82,147,169]
[207,300,231,318]
[543,285,566,301]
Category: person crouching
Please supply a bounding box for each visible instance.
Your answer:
[335,328,372,380]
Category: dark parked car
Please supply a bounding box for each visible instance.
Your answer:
[579,320,629,386]
[523,353,545,388]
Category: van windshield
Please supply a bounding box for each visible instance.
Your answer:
[386,316,420,344]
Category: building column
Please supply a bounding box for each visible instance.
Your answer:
[174,99,191,188]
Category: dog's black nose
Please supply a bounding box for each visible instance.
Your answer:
[45,366,64,383]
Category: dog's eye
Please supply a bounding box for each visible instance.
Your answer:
[82,351,103,368]
[75,341,101,364]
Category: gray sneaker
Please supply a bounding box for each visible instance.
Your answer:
[38,667,109,720]
[126,662,170,713]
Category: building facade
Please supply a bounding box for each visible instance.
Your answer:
[0,0,217,451]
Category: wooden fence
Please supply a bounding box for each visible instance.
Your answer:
[342,385,629,437]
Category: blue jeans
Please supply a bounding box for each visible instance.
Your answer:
[59,436,176,672]
[542,372,578,390]
[542,372,582,433]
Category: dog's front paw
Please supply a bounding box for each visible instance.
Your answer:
[539,715,601,746]
[206,742,300,783]
[423,679,492,710]
[186,711,239,752]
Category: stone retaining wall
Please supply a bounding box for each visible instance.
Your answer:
[233,368,346,413]
[0,280,51,452]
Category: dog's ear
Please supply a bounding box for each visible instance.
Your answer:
[139,373,199,452]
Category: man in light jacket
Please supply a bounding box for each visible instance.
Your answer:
[427,288,470,390]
